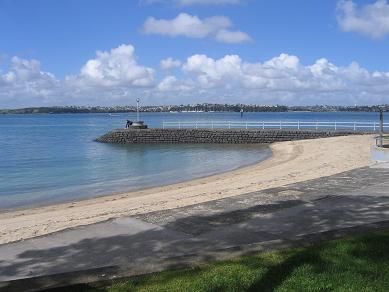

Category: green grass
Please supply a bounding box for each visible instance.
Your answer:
[68,230,389,292]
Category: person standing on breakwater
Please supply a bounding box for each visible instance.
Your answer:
[125,120,133,128]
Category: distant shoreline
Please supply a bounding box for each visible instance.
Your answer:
[0,110,385,115]
[1,104,388,114]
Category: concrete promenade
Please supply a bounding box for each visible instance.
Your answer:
[1,163,389,291]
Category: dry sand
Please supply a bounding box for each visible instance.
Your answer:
[0,135,375,244]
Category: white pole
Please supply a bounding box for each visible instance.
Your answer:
[379,109,384,147]
[136,98,140,121]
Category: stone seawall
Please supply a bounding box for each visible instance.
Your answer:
[96,128,361,144]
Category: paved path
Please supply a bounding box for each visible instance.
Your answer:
[1,164,389,291]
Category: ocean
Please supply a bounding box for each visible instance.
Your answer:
[0,111,381,210]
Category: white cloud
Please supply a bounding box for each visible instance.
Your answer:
[0,57,60,106]
[143,13,230,38]
[68,44,154,88]
[142,13,251,43]
[215,29,252,43]
[179,53,389,104]
[183,54,243,87]
[158,75,193,91]
[1,44,389,107]
[337,0,389,38]
[0,44,155,107]
[160,57,182,70]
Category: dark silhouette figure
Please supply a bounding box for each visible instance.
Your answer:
[125,120,133,128]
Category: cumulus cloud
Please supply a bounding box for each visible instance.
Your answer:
[158,75,193,91]
[183,54,243,87]
[0,44,156,107]
[142,13,251,43]
[215,29,252,43]
[337,0,389,38]
[68,44,154,88]
[0,57,60,106]
[160,57,182,70]
[1,44,389,107]
[142,13,230,38]
[178,53,389,104]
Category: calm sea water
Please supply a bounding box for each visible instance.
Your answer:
[0,111,381,210]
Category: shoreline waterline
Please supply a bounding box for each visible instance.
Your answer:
[0,144,272,212]
[0,143,271,211]
[0,135,375,244]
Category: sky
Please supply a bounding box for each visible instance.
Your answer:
[1,0,389,108]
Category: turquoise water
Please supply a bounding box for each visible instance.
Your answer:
[0,111,381,210]
[0,113,272,210]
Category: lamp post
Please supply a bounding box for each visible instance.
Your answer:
[379,107,384,147]
[130,98,148,129]
[136,98,140,122]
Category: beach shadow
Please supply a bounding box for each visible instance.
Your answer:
[26,224,389,292]
[2,189,389,291]
[161,199,306,236]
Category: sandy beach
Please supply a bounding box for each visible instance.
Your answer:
[0,135,375,244]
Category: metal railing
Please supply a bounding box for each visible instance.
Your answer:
[162,120,389,131]
[375,135,389,147]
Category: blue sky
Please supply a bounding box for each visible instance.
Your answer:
[0,0,389,107]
